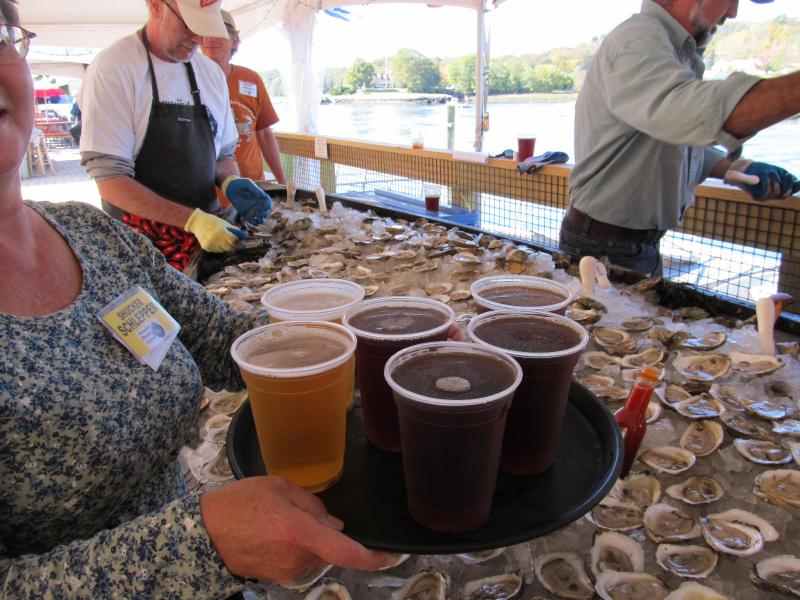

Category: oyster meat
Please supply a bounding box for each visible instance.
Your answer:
[665,475,725,505]
[719,412,773,440]
[594,570,669,600]
[674,395,725,420]
[587,498,645,531]
[590,531,646,577]
[643,502,701,543]
[670,331,727,351]
[656,384,693,409]
[638,446,696,475]
[751,554,800,597]
[655,544,718,579]
[707,508,779,542]
[679,420,724,457]
[700,516,764,557]
[754,469,800,510]
[672,352,731,382]
[741,393,798,421]
[535,553,594,599]
[593,327,638,356]
[621,316,656,332]
[607,472,662,509]
[622,347,665,368]
[584,351,624,370]
[733,438,793,465]
[774,419,800,438]
[461,572,523,600]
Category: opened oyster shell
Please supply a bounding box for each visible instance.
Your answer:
[774,419,800,438]
[655,544,718,579]
[643,502,701,543]
[590,531,645,577]
[638,446,696,475]
[584,351,624,370]
[392,569,449,600]
[665,582,729,599]
[679,420,724,457]
[751,554,800,597]
[669,330,727,351]
[646,401,663,424]
[665,475,724,505]
[674,395,725,420]
[707,384,745,410]
[754,469,800,510]
[741,393,798,421]
[700,516,764,557]
[734,438,793,465]
[607,472,662,509]
[656,384,693,409]
[595,570,669,600]
[587,498,645,531]
[672,352,731,382]
[461,571,523,600]
[304,579,352,600]
[729,350,783,376]
[535,553,594,599]
[719,412,773,439]
[707,508,778,542]
[593,327,638,355]
[621,316,656,332]
[455,547,506,565]
[622,347,665,368]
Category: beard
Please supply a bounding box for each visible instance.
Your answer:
[690,0,725,48]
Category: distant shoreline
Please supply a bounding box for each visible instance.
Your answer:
[273,91,579,105]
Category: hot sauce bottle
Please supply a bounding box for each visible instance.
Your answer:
[614,365,661,478]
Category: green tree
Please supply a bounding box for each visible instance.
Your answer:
[446,55,476,96]
[323,67,347,93]
[344,59,376,90]
[261,70,284,96]
[487,61,512,94]
[390,49,441,93]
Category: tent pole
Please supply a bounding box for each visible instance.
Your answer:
[474,0,490,152]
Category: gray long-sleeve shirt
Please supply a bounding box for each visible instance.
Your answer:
[569,0,760,231]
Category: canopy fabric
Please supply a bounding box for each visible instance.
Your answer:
[20,0,505,47]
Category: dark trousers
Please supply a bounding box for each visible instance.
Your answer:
[559,207,665,278]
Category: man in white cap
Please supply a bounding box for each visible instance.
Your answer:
[560,0,800,277]
[80,0,273,270]
[202,9,286,191]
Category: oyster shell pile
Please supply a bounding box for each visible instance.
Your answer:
[189,195,800,600]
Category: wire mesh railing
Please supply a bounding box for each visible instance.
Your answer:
[275,132,800,317]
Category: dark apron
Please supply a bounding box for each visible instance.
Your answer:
[103,29,220,270]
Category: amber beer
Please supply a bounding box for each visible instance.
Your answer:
[260,279,365,324]
[230,321,356,493]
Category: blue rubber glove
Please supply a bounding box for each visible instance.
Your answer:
[221,176,272,225]
[726,159,799,200]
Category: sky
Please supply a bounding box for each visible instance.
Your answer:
[234,0,800,71]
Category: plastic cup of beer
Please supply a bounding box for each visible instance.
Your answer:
[423,184,440,212]
[468,310,589,475]
[260,279,365,324]
[343,296,455,452]
[230,321,357,493]
[385,341,522,533]
[470,274,573,315]
[517,135,536,162]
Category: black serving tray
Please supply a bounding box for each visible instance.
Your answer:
[227,381,622,555]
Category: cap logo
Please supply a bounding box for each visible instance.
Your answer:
[200,0,219,7]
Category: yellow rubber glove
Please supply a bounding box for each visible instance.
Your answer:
[184,208,248,253]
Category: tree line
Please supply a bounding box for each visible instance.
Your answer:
[259,16,799,98]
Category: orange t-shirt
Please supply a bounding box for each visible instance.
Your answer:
[227,64,279,181]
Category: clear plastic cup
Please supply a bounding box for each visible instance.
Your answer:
[470,274,573,315]
[343,296,455,452]
[385,341,522,533]
[468,310,589,475]
[260,279,365,324]
[230,321,357,493]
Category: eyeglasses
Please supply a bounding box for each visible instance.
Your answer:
[161,0,194,35]
[0,24,36,63]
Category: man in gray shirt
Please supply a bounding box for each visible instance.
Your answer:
[560,0,799,277]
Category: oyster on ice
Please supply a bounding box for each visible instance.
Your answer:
[655,544,718,579]
[594,570,669,600]
[638,446,696,475]
[607,472,662,509]
[583,351,624,370]
[707,384,744,410]
[707,508,779,542]
[700,517,765,557]
[535,553,594,599]
[590,531,646,577]
[754,469,800,510]
[719,412,773,440]
[656,384,693,410]
[733,438,793,465]
[740,393,798,421]
[751,554,800,597]
[455,547,506,565]
[774,419,800,438]
[643,503,701,543]
[622,347,665,368]
[460,571,523,600]
[665,475,725,505]
[672,352,731,382]
[587,498,645,531]
[679,420,724,457]
[664,582,729,599]
[304,579,352,600]
[729,350,783,376]
[392,569,449,600]
[669,331,727,351]
[621,316,656,332]
[674,395,725,420]
[593,327,638,355]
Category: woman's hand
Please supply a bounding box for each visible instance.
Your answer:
[200,476,398,584]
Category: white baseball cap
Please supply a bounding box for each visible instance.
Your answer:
[175,0,229,38]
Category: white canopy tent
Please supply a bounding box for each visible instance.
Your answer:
[20,0,504,148]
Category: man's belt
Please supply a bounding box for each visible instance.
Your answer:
[563,206,665,244]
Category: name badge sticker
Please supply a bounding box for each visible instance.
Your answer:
[239,81,258,97]
[97,285,181,371]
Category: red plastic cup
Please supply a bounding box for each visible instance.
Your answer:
[468,311,589,475]
[385,341,522,533]
[517,136,536,162]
